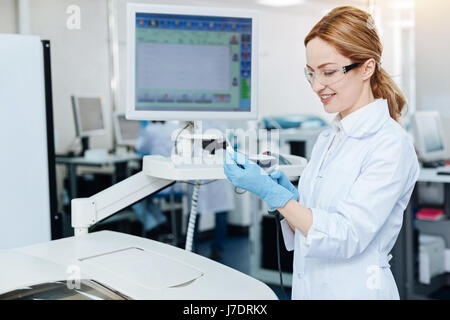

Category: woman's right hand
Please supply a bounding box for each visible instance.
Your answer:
[269,170,299,201]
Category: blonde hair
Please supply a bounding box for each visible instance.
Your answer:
[304,6,407,122]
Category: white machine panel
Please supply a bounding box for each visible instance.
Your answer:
[0,34,51,249]
[1,231,277,299]
[79,247,203,290]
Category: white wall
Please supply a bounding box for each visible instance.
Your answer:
[29,0,113,153]
[18,0,406,154]
[415,0,450,155]
[257,7,333,121]
[115,0,367,124]
[0,0,16,34]
[114,0,405,125]
[25,0,113,210]
[15,0,408,209]
[22,0,403,153]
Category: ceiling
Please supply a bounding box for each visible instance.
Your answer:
[127,0,370,13]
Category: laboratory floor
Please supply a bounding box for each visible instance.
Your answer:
[197,234,292,300]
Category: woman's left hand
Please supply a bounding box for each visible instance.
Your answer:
[224,151,296,211]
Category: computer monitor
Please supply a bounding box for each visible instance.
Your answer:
[126,4,258,121]
[411,111,449,163]
[71,95,107,156]
[113,112,142,147]
[71,96,107,137]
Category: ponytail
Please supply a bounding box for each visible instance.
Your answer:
[370,66,407,123]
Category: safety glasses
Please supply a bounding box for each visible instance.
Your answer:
[304,62,361,86]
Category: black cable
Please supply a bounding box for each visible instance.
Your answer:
[273,210,288,300]
[234,187,247,194]
[174,122,192,155]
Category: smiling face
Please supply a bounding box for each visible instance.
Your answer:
[305,37,373,118]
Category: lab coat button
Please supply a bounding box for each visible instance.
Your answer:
[297,272,302,279]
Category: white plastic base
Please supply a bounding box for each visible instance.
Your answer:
[142,154,307,180]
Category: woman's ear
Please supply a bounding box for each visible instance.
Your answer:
[361,58,376,80]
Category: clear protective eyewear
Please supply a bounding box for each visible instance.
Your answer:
[304,62,361,86]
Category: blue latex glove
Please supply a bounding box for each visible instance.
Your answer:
[269,170,299,201]
[224,151,296,211]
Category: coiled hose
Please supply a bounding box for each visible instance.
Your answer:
[185,180,201,251]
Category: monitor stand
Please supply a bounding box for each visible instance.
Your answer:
[80,137,89,157]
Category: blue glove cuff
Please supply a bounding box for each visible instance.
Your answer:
[260,180,296,212]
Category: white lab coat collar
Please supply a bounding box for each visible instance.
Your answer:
[325,99,390,139]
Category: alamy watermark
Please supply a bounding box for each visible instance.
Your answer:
[66,264,81,290]
[66,5,81,30]
[169,126,280,171]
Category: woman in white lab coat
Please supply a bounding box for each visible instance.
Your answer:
[224,6,420,299]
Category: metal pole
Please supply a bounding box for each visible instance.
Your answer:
[107,0,120,150]
[16,0,30,34]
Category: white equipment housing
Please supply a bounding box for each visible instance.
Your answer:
[0,231,277,299]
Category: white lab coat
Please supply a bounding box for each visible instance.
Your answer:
[280,99,420,300]
[196,171,236,214]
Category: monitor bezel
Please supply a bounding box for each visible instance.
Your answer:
[71,95,107,138]
[113,111,142,147]
[411,111,449,162]
[126,3,259,121]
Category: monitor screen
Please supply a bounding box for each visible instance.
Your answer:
[114,113,142,146]
[127,5,258,120]
[421,116,444,153]
[72,96,106,137]
[412,111,448,161]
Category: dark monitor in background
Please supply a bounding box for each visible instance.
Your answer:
[71,95,107,156]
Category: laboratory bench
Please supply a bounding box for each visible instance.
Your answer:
[55,153,142,199]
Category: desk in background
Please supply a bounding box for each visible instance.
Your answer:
[55,154,142,237]
[56,153,142,199]
[55,153,188,246]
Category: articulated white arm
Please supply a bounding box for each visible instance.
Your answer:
[71,171,174,236]
[71,154,307,236]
